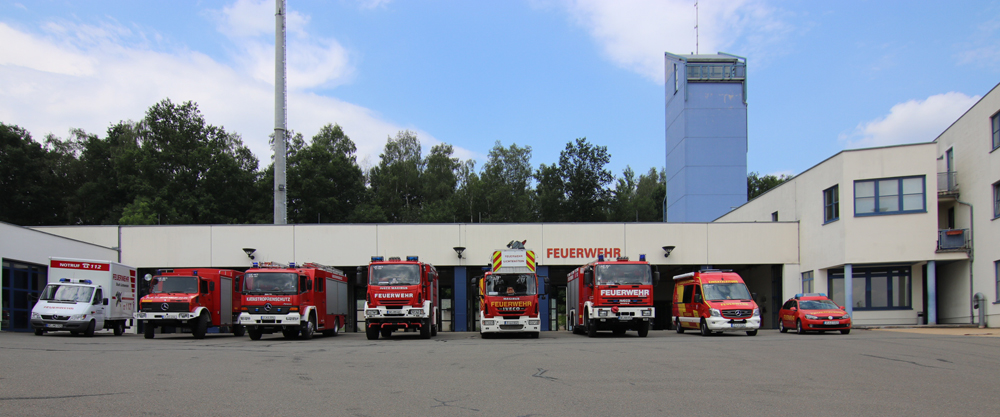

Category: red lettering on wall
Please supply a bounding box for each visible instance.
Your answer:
[544,248,624,259]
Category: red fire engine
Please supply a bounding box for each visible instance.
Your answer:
[474,243,543,338]
[363,256,439,340]
[567,254,658,337]
[237,262,349,340]
[135,269,244,339]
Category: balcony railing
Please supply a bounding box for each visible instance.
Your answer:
[937,228,970,251]
[686,62,746,81]
[937,171,959,195]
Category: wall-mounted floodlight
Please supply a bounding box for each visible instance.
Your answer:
[662,246,675,258]
[453,247,466,259]
[243,248,257,260]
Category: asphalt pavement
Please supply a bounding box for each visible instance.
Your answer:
[2,327,998,416]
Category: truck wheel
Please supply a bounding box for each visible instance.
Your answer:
[322,319,339,337]
[366,325,380,340]
[113,321,125,336]
[192,314,208,339]
[144,322,155,339]
[431,324,437,336]
[248,328,263,340]
[34,327,44,336]
[420,319,431,339]
[676,319,685,334]
[381,328,392,338]
[699,319,711,336]
[746,329,758,336]
[233,324,245,337]
[637,321,649,337]
[84,320,96,337]
[301,316,316,340]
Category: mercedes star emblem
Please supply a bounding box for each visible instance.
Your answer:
[161,303,169,311]
[264,303,272,312]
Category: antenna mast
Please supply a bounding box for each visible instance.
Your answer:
[273,0,287,225]
[694,1,699,54]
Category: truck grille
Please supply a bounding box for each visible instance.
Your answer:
[499,325,524,330]
[141,302,190,312]
[42,315,70,320]
[245,305,292,314]
[379,300,410,306]
[722,309,753,319]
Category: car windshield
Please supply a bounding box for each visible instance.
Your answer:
[39,284,94,303]
[595,264,652,285]
[486,273,536,296]
[370,264,420,286]
[149,276,199,294]
[702,283,752,301]
[243,272,298,295]
[800,299,840,310]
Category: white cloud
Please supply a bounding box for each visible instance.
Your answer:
[555,0,791,83]
[839,92,980,149]
[0,11,474,171]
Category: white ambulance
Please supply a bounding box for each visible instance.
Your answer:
[30,258,137,337]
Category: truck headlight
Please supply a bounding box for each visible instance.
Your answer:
[528,320,540,325]
[598,310,608,317]
[752,308,760,317]
[642,310,652,317]
[31,312,41,320]
[70,314,87,320]
[409,310,425,317]
[484,320,495,326]
[710,309,721,317]
[178,313,192,319]
[365,310,379,317]
[136,312,146,319]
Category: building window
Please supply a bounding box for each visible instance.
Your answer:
[854,176,926,216]
[992,112,999,151]
[801,271,814,293]
[995,260,1000,302]
[673,63,679,94]
[823,185,839,223]
[993,181,1000,219]
[771,211,779,222]
[828,267,911,310]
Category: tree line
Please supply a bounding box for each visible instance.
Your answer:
[1,99,671,226]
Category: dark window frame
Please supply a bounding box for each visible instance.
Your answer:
[853,176,926,217]
[801,271,814,293]
[992,112,999,151]
[993,180,1000,220]
[828,267,912,311]
[823,185,840,223]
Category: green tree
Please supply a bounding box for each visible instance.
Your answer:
[0,123,65,225]
[610,167,665,222]
[286,124,365,223]
[748,171,791,200]
[420,143,460,222]
[452,159,482,223]
[555,138,613,222]
[368,130,423,223]
[479,141,536,222]
[535,162,565,222]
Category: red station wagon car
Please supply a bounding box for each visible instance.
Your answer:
[778,293,851,334]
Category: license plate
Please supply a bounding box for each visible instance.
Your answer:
[504,321,519,325]
[731,323,746,329]
[824,320,839,325]
[261,316,276,320]
[47,323,63,328]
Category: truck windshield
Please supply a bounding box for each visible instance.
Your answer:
[800,299,840,310]
[149,276,199,294]
[38,284,94,303]
[370,264,420,286]
[486,273,536,296]
[702,283,752,301]
[243,272,297,294]
[595,264,652,285]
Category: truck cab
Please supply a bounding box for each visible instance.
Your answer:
[475,247,542,338]
[135,269,244,339]
[238,262,348,341]
[363,256,438,340]
[567,255,657,337]
[672,270,761,336]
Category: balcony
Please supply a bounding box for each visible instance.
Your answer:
[937,229,970,252]
[686,62,746,82]
[937,171,959,197]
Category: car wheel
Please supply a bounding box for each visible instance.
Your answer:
[746,329,758,336]
[113,321,124,336]
[366,325,380,340]
[34,327,44,336]
[676,319,685,334]
[84,320,96,337]
[779,320,788,333]
[700,319,711,336]
[144,322,155,339]
[841,329,851,335]
[796,319,804,334]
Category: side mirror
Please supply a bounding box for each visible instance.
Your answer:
[102,298,109,306]
[584,271,593,287]
[790,307,797,311]
[471,276,480,287]
[694,294,703,304]
[840,306,846,311]
[653,271,660,286]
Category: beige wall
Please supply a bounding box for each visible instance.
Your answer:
[2,223,118,266]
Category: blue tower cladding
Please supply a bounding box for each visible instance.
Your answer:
[664,52,748,222]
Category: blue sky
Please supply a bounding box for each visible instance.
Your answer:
[2,0,999,179]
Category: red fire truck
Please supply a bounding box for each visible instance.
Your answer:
[363,256,439,340]
[474,243,543,338]
[135,269,244,339]
[567,254,658,337]
[238,262,349,340]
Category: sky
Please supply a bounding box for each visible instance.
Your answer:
[2,0,999,179]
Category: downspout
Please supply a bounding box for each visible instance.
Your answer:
[973,293,987,328]
[957,199,973,324]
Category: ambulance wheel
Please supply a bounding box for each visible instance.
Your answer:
[113,321,125,336]
[301,316,316,340]
[796,319,804,334]
[637,321,649,337]
[381,328,392,338]
[612,328,626,336]
[248,328,263,340]
[675,319,685,334]
[84,320,96,337]
[779,321,788,333]
[699,320,711,337]
[192,314,208,339]
[233,324,246,337]
[841,329,851,335]
[366,325,380,340]
[34,327,44,336]
[420,319,431,339]
[144,323,155,339]
[746,329,758,336]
